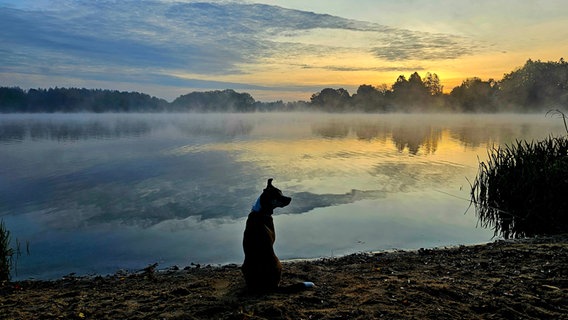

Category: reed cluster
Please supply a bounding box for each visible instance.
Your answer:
[0,219,15,282]
[471,136,568,238]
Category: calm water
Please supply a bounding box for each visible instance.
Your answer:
[1,113,564,280]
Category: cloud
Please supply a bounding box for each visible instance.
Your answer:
[297,64,425,72]
[371,32,480,61]
[282,189,386,215]
[1,0,485,96]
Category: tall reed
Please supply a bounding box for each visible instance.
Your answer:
[471,136,568,238]
[0,219,15,282]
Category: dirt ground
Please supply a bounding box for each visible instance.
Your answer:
[1,235,567,319]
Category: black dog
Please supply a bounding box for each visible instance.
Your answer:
[242,178,291,291]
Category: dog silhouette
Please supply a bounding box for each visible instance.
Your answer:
[242,178,291,291]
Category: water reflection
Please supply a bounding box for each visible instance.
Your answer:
[2,113,563,148]
[312,121,350,139]
[1,113,565,279]
[0,115,153,142]
[2,113,565,227]
[392,126,442,154]
[0,114,255,143]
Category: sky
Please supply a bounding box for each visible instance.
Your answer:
[1,0,567,102]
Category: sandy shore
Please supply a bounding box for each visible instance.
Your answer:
[1,235,567,319]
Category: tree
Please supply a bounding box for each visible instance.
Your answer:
[170,89,256,112]
[0,87,170,113]
[498,59,568,111]
[391,72,430,111]
[424,72,443,96]
[351,84,389,112]
[0,87,26,112]
[450,78,498,112]
[310,88,351,112]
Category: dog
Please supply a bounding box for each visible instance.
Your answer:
[242,178,292,291]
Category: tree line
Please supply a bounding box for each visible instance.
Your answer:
[1,59,567,113]
[0,87,170,113]
[310,59,568,113]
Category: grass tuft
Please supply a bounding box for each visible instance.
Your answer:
[1,219,15,282]
[471,135,568,239]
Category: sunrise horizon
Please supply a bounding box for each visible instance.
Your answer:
[1,0,567,102]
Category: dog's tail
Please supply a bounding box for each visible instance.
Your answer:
[277,282,315,294]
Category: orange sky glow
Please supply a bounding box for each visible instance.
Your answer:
[1,0,567,102]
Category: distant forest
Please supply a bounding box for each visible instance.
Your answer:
[1,59,567,113]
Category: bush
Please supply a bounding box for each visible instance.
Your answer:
[470,135,568,238]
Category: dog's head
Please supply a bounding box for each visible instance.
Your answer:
[252,178,292,213]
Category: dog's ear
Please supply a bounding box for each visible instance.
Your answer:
[267,178,274,188]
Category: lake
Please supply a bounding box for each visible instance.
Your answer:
[1,112,565,280]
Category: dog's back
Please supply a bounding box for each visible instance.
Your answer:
[242,211,282,290]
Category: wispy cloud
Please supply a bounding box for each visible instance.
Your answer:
[371,32,480,61]
[0,0,486,99]
[296,64,425,73]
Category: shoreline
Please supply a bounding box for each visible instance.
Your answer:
[14,238,498,283]
[1,235,567,319]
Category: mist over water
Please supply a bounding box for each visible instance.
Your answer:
[1,113,564,279]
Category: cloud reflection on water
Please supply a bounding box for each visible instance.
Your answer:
[2,113,566,229]
[2,113,565,279]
